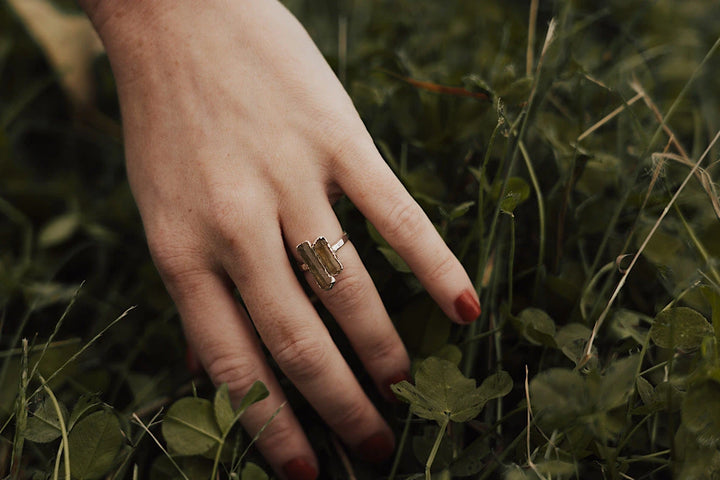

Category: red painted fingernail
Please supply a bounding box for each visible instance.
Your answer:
[358,432,394,463]
[383,371,412,402]
[282,457,317,480]
[454,290,481,324]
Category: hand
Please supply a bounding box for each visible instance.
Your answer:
[81,1,481,478]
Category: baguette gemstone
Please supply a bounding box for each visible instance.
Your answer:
[297,240,335,290]
[313,237,343,275]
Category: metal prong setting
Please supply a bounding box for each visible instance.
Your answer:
[297,233,348,290]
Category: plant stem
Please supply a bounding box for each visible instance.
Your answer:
[639,361,668,377]
[582,32,720,328]
[29,286,82,381]
[620,449,671,463]
[581,129,720,364]
[29,307,133,401]
[0,338,82,359]
[467,21,556,382]
[10,340,28,480]
[508,215,516,311]
[474,118,505,284]
[38,374,71,480]
[673,203,720,285]
[132,413,190,480]
[477,426,528,480]
[52,442,63,480]
[425,417,449,480]
[519,140,546,300]
[388,408,413,480]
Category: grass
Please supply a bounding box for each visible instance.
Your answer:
[2,0,720,479]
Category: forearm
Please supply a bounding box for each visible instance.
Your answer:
[77,0,298,91]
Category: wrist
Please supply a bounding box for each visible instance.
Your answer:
[78,0,134,37]
[78,0,168,52]
[78,0,174,89]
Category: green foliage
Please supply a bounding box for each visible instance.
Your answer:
[68,410,123,480]
[3,0,720,478]
[162,398,223,456]
[492,177,531,215]
[24,397,67,443]
[213,384,235,436]
[650,306,713,350]
[682,381,720,448]
[513,308,557,347]
[241,462,269,480]
[393,357,511,479]
[392,357,512,423]
[160,381,269,478]
[530,356,641,445]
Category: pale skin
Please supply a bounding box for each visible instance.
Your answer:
[78,1,481,479]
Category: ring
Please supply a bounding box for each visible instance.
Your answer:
[297,232,349,290]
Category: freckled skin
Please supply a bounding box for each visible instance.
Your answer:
[78,1,478,477]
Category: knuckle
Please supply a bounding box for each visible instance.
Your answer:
[311,98,355,139]
[204,185,241,221]
[380,198,426,242]
[363,333,404,366]
[317,110,370,170]
[254,414,297,451]
[326,125,363,165]
[203,191,267,264]
[329,397,372,432]
[205,351,259,400]
[207,195,246,238]
[147,238,206,288]
[425,252,457,282]
[145,230,178,268]
[323,269,371,311]
[273,335,329,383]
[316,107,347,136]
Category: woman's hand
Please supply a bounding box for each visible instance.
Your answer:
[80,1,481,478]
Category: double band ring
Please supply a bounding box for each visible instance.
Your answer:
[297,232,349,290]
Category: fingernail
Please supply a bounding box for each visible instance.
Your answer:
[282,458,317,480]
[454,290,481,324]
[382,371,412,402]
[357,432,394,463]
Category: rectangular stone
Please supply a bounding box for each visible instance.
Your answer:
[313,237,343,275]
[297,241,335,290]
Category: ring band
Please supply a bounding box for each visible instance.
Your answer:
[297,232,349,290]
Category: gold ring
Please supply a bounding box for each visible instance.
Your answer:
[297,232,349,290]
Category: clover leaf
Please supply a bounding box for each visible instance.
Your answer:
[650,307,713,351]
[391,357,512,423]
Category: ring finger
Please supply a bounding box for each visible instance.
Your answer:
[280,192,411,401]
[221,221,398,463]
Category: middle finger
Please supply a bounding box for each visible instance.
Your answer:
[222,220,397,462]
